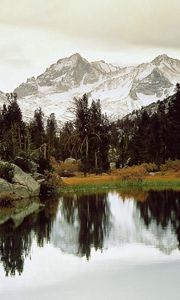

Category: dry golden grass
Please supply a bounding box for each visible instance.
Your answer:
[62,167,180,188]
[63,174,120,186]
[146,171,180,180]
[111,165,146,179]
[160,160,180,172]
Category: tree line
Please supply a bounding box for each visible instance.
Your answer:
[0,93,110,174]
[112,83,180,167]
[0,84,180,175]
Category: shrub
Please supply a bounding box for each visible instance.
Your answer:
[40,171,65,197]
[50,157,79,177]
[142,163,159,173]
[14,156,32,173]
[160,160,180,172]
[0,192,15,207]
[112,165,147,181]
[0,161,14,182]
[38,157,51,174]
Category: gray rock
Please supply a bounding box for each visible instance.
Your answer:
[12,164,40,198]
[32,172,45,181]
[64,157,77,164]
[0,162,40,199]
[0,178,13,193]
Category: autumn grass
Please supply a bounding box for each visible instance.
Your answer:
[61,174,180,193]
[56,161,180,193]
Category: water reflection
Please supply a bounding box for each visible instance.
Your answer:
[0,189,180,277]
[61,194,110,259]
[137,190,180,249]
[0,198,59,276]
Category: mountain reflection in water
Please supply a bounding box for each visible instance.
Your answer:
[0,190,180,277]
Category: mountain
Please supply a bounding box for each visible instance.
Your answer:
[0,91,7,104]
[1,53,180,122]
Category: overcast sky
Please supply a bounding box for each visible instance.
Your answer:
[0,0,180,91]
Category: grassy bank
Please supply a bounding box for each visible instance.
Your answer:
[61,175,180,193]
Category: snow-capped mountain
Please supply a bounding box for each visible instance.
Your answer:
[1,53,180,122]
[0,91,7,104]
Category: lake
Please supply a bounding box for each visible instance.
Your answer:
[0,189,180,300]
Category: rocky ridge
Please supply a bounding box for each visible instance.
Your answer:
[0,53,180,122]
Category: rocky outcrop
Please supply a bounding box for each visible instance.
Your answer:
[0,163,40,200]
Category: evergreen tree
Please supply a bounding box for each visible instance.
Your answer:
[0,93,24,159]
[46,113,57,157]
[59,121,77,160]
[74,94,90,176]
[30,108,45,149]
[167,84,180,159]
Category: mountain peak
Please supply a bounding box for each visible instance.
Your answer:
[152,54,171,64]
[56,53,87,66]
[69,53,82,59]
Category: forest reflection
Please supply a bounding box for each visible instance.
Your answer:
[61,193,110,259]
[137,190,180,249]
[0,198,59,276]
[0,190,180,277]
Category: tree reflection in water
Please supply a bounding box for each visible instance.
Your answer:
[1,190,180,277]
[0,198,59,277]
[137,190,180,248]
[61,193,111,260]
[0,193,110,276]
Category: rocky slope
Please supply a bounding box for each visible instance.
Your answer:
[1,53,180,122]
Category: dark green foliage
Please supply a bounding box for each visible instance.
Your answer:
[0,162,14,182]
[46,113,58,158]
[0,94,25,160]
[40,180,57,197]
[29,108,45,149]
[113,84,180,166]
[37,157,51,174]
[13,152,35,173]
[1,85,180,176]
[73,94,110,174]
[59,121,76,160]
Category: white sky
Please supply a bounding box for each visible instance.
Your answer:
[0,0,180,91]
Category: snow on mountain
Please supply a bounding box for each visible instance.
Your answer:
[0,91,7,106]
[6,53,180,122]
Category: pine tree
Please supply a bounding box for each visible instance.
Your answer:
[74,94,90,176]
[30,108,45,149]
[0,93,24,159]
[167,83,180,159]
[46,113,57,157]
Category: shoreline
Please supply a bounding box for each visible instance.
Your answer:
[61,175,180,193]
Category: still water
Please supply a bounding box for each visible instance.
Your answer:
[0,190,180,300]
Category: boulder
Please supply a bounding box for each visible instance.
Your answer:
[0,179,13,193]
[0,163,40,199]
[64,157,77,164]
